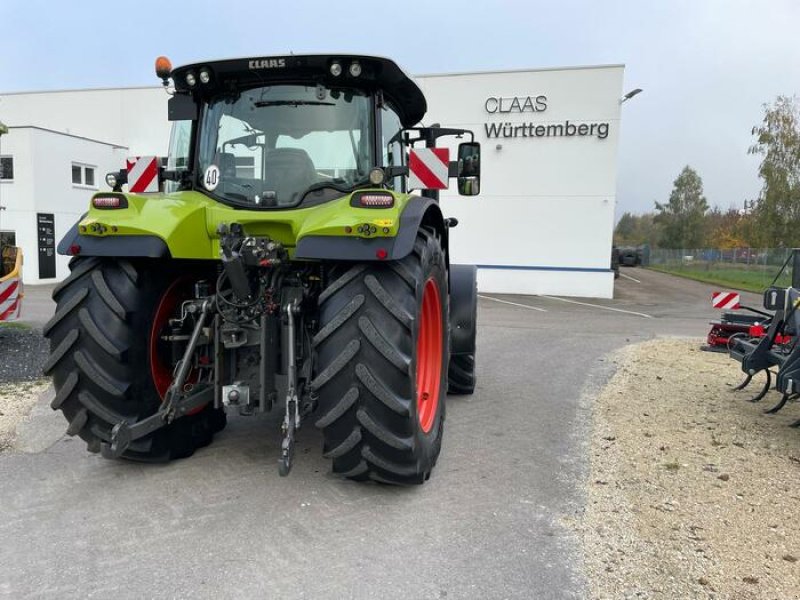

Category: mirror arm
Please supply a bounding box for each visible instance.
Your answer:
[160,168,194,189]
[398,127,475,146]
[385,165,408,179]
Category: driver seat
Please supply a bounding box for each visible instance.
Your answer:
[263,148,317,205]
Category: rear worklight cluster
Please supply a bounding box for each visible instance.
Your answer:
[330,60,362,78]
[185,67,213,87]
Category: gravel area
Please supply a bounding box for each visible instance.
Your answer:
[0,378,51,451]
[0,325,51,451]
[0,324,49,382]
[580,338,800,600]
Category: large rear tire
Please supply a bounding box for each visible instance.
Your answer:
[447,354,476,395]
[312,229,449,484]
[43,257,226,462]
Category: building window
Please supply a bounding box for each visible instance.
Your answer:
[72,163,97,188]
[0,156,13,181]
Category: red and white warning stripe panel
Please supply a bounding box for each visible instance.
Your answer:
[0,277,21,322]
[711,291,740,310]
[0,247,22,322]
[408,148,450,190]
[126,156,160,193]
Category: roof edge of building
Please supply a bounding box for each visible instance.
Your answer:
[7,126,129,149]
[0,84,162,96]
[415,63,626,79]
[0,63,626,95]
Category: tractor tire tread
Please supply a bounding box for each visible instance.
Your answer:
[355,363,409,416]
[43,288,88,337]
[313,230,447,485]
[78,308,125,360]
[65,407,88,436]
[447,354,476,395]
[364,274,413,329]
[314,386,359,429]
[318,264,368,305]
[51,372,78,410]
[44,257,225,462]
[90,269,127,319]
[357,316,410,373]
[42,329,80,375]
[52,257,101,301]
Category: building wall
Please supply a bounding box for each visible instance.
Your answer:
[0,64,624,296]
[0,87,168,156]
[0,127,127,283]
[419,66,624,297]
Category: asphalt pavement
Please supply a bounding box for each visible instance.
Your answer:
[0,270,754,599]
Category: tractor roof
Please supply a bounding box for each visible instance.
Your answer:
[171,54,427,127]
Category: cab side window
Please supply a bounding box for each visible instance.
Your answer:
[381,106,405,192]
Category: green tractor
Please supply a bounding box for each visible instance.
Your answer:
[45,54,480,484]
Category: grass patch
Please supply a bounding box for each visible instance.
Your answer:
[0,322,31,331]
[648,265,789,293]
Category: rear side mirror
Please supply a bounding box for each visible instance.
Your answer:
[168,94,198,121]
[457,142,481,196]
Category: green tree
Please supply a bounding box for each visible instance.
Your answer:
[704,207,751,249]
[748,95,800,247]
[614,212,637,243]
[654,166,709,248]
[614,212,661,247]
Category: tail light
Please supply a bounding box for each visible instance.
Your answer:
[351,191,394,208]
[92,193,128,209]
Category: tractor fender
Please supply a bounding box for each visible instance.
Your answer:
[295,196,448,262]
[57,218,171,258]
[449,264,478,355]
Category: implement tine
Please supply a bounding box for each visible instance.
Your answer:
[749,370,772,403]
[732,373,753,391]
[764,392,789,414]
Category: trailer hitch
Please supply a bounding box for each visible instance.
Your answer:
[104,299,214,458]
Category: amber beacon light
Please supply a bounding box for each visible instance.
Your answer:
[155,56,173,84]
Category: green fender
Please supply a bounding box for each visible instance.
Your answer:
[58,190,446,262]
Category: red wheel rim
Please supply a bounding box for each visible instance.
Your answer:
[416,277,443,433]
[150,279,184,399]
[149,278,197,401]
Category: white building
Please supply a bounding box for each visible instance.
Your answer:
[0,126,127,282]
[0,63,624,296]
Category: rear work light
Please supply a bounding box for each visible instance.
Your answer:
[92,194,128,209]
[351,191,394,208]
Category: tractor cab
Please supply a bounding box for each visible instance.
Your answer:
[148,55,480,207]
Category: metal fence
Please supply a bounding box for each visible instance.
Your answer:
[648,248,795,291]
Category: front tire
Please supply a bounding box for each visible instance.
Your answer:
[43,257,226,462]
[447,354,476,395]
[312,230,449,484]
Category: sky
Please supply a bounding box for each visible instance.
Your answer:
[1,0,798,218]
